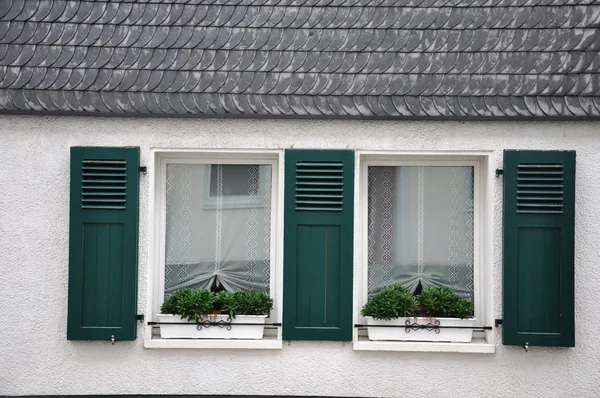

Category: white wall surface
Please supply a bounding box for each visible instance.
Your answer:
[1,115,599,397]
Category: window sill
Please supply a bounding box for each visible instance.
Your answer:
[144,336,282,349]
[353,337,495,354]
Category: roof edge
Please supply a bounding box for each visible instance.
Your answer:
[1,109,598,122]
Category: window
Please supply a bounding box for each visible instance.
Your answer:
[366,165,475,301]
[355,154,492,351]
[209,165,257,197]
[149,151,282,346]
[204,164,270,209]
[164,163,272,294]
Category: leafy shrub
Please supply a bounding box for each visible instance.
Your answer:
[418,286,474,318]
[360,284,474,320]
[160,287,215,322]
[212,291,237,318]
[233,291,273,316]
[360,284,418,320]
[160,291,181,315]
[160,288,273,320]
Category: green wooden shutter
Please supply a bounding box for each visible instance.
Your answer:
[283,150,354,341]
[67,147,140,341]
[503,150,575,347]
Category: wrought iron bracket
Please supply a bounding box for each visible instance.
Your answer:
[147,321,282,327]
[196,317,233,331]
[404,319,441,334]
[353,324,493,330]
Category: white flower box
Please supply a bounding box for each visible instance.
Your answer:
[365,316,475,343]
[157,314,267,340]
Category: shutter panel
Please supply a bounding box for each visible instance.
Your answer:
[67,147,140,341]
[503,150,575,347]
[283,150,354,341]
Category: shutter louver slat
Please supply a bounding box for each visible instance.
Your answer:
[295,161,344,212]
[516,164,564,214]
[82,160,128,210]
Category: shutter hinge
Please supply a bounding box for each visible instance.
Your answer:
[136,314,145,322]
[495,169,503,177]
[494,319,503,326]
[139,166,147,174]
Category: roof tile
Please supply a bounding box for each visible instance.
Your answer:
[0,0,598,118]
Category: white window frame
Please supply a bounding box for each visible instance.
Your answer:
[353,152,494,353]
[145,149,284,349]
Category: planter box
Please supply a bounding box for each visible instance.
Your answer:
[157,314,267,340]
[365,316,475,343]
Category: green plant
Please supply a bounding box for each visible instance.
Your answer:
[232,291,273,316]
[213,290,237,318]
[160,288,273,319]
[418,286,474,318]
[160,291,181,315]
[160,287,214,322]
[360,284,418,320]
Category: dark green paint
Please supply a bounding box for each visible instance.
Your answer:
[68,147,140,341]
[295,225,341,329]
[503,150,575,347]
[283,150,354,341]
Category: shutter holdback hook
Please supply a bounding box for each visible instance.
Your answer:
[523,342,529,352]
[111,335,116,345]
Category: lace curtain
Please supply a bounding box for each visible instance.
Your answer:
[367,166,474,301]
[164,164,272,295]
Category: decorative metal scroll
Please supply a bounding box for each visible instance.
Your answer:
[147,321,282,327]
[404,319,441,334]
[196,317,233,331]
[352,323,493,331]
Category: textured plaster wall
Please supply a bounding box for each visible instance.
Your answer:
[1,116,599,398]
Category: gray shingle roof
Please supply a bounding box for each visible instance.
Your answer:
[0,0,599,119]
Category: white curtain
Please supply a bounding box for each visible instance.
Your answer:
[164,164,272,295]
[367,166,474,301]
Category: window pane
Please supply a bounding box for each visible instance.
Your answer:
[367,166,474,301]
[164,164,272,295]
[209,165,258,196]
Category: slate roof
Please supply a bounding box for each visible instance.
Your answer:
[0,0,599,119]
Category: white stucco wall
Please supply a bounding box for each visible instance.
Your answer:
[1,115,599,397]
